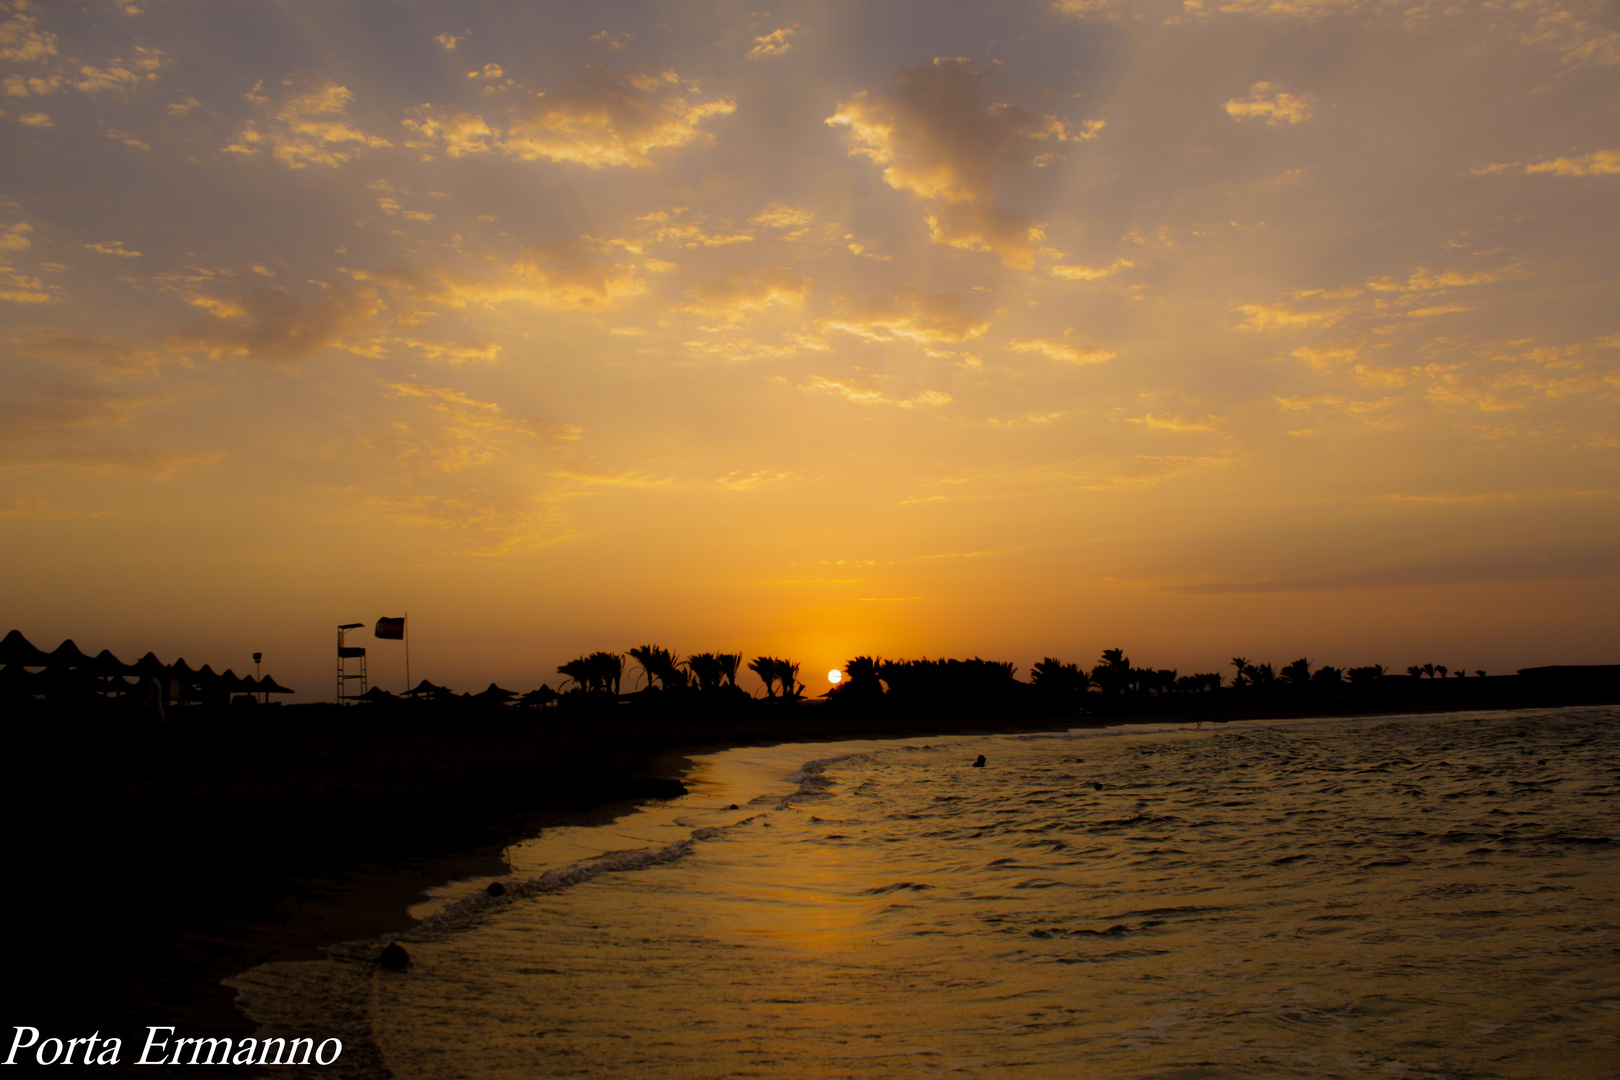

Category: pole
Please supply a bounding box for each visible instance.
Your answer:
[405,611,411,695]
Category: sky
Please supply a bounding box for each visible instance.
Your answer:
[2,0,1617,700]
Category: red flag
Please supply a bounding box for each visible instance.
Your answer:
[375,617,405,640]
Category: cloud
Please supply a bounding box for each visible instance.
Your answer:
[925,202,1044,267]
[75,47,169,93]
[1233,301,1344,330]
[0,220,30,252]
[1365,266,1515,293]
[0,264,55,303]
[682,268,809,319]
[1224,81,1315,125]
[502,67,734,167]
[826,57,1090,266]
[0,383,217,476]
[822,287,990,344]
[384,381,578,476]
[1128,413,1219,433]
[84,240,140,258]
[0,10,58,64]
[827,58,1076,201]
[359,487,572,554]
[17,111,50,127]
[714,469,793,490]
[401,105,498,158]
[168,282,384,362]
[803,376,952,409]
[1523,149,1619,177]
[749,203,814,230]
[1049,258,1134,280]
[0,383,147,440]
[748,27,796,59]
[3,72,63,96]
[349,244,646,315]
[1061,0,1620,69]
[399,338,502,364]
[618,209,753,251]
[433,32,465,51]
[1008,338,1114,364]
[584,30,631,58]
[224,78,390,168]
[10,330,169,375]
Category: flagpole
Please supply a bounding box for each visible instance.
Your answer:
[405,611,411,695]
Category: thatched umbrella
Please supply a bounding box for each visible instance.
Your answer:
[218,668,259,695]
[357,685,397,702]
[520,685,559,708]
[87,649,133,696]
[130,652,168,680]
[47,639,90,668]
[0,630,49,667]
[405,678,452,699]
[86,649,130,676]
[473,682,517,706]
[256,675,295,695]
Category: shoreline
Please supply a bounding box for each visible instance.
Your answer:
[4,699,1609,1071]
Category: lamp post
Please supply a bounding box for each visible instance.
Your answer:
[253,652,263,705]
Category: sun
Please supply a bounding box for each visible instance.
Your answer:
[827,669,843,684]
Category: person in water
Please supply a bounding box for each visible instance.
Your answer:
[972,755,986,767]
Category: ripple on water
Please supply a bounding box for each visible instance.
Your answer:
[229,707,1620,1080]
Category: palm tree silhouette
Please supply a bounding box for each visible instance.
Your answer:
[717,653,741,687]
[1407,665,1423,678]
[1435,665,1448,679]
[685,653,723,692]
[842,656,884,696]
[774,658,803,699]
[1092,649,1132,696]
[1230,657,1249,688]
[748,655,778,698]
[586,651,623,695]
[1280,658,1311,686]
[632,645,684,690]
[1031,658,1090,697]
[556,656,591,692]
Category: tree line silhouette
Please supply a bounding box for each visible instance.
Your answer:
[6,624,1612,723]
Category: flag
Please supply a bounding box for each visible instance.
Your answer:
[375,617,405,640]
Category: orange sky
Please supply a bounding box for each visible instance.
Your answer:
[2,0,1617,700]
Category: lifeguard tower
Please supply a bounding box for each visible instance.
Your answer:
[336,622,367,704]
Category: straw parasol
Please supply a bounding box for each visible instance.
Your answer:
[0,630,50,667]
[47,639,90,668]
[473,682,517,705]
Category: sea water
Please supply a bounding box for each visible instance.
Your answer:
[230,707,1620,1079]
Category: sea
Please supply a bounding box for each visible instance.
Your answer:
[230,707,1620,1079]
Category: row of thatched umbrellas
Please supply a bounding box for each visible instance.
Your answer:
[355,680,559,707]
[0,629,294,699]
